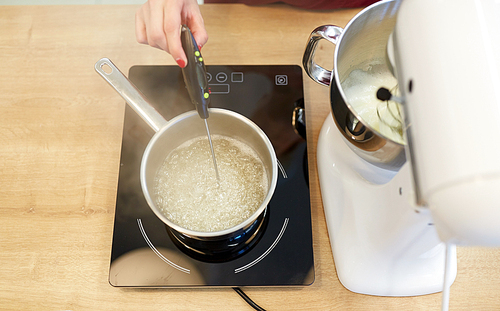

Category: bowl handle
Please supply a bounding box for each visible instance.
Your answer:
[302,25,343,87]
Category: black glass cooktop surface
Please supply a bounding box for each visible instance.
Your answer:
[109,65,314,287]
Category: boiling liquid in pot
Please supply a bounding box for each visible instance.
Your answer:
[154,135,268,232]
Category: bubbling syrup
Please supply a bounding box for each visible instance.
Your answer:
[154,135,268,232]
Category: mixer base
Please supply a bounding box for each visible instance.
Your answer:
[317,113,457,296]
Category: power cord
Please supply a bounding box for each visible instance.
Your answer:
[233,287,266,311]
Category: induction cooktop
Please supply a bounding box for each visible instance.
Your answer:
[109,65,314,287]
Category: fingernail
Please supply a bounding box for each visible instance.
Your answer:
[198,44,202,50]
[176,58,186,68]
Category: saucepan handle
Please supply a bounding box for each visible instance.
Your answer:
[95,58,167,132]
[302,25,343,87]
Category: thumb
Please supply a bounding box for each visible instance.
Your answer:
[190,23,208,50]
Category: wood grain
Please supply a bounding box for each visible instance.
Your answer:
[0,4,499,310]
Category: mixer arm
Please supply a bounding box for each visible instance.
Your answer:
[393,0,500,246]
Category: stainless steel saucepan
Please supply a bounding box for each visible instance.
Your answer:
[95,58,278,262]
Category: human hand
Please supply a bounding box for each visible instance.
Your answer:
[135,0,208,68]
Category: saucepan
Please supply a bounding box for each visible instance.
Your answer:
[95,58,278,262]
[303,0,405,171]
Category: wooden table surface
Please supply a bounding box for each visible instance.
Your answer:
[1,4,499,310]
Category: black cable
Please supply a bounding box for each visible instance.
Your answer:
[233,287,266,311]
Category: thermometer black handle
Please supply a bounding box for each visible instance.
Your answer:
[180,25,210,119]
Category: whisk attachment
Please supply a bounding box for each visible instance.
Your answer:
[376,85,404,137]
[377,87,393,101]
[377,87,404,103]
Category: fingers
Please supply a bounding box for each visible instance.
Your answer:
[135,7,148,45]
[147,0,169,51]
[165,26,186,67]
[135,0,208,68]
[136,0,169,51]
[181,0,208,49]
[163,1,186,67]
[189,15,208,50]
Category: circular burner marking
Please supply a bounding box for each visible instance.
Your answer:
[137,219,190,274]
[234,217,289,274]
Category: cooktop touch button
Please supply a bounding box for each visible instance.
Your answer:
[231,72,244,83]
[216,72,228,83]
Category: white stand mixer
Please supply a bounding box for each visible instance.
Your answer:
[317,113,456,296]
[303,0,459,297]
[305,0,500,300]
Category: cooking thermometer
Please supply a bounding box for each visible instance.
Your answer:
[180,25,210,118]
[180,25,219,181]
